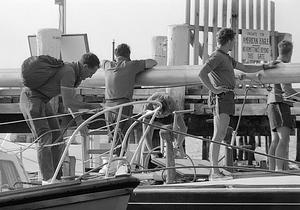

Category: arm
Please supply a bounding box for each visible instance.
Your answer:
[144,122,155,151]
[100,59,113,69]
[198,64,229,94]
[145,59,157,69]
[235,62,264,73]
[61,87,102,136]
[235,61,278,73]
[61,86,101,112]
[173,114,187,148]
[60,65,102,112]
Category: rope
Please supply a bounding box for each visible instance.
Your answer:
[124,114,300,167]
[0,108,102,127]
[230,87,250,146]
[131,165,300,177]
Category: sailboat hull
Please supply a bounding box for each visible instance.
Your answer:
[128,175,300,210]
[0,176,139,210]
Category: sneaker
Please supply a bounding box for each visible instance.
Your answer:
[209,171,233,181]
[288,164,300,170]
[42,179,61,185]
[115,164,130,177]
[99,162,118,176]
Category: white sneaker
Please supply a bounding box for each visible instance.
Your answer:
[99,165,108,175]
[115,164,130,177]
[99,163,117,176]
[209,172,233,181]
[42,179,61,185]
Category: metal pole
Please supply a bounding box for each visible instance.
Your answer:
[55,0,66,33]
[112,39,115,61]
[185,0,191,24]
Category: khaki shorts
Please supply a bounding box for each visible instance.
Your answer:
[209,91,235,116]
[267,102,295,132]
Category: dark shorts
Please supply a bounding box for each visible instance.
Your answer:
[267,102,295,131]
[209,91,235,116]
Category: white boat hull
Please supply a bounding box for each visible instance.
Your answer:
[128,174,300,210]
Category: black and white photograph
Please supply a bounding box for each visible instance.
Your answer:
[0,0,300,209]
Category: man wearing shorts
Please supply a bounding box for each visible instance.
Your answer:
[267,40,299,171]
[198,28,277,179]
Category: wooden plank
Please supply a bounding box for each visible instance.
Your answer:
[212,0,218,51]
[188,101,300,116]
[87,143,111,154]
[0,88,21,96]
[185,0,191,63]
[270,1,275,31]
[202,0,209,63]
[222,0,228,27]
[134,88,167,96]
[256,0,261,29]
[193,0,200,65]
[263,0,268,30]
[249,0,254,29]
[151,36,168,66]
[82,135,91,172]
[187,86,271,96]
[188,25,248,34]
[185,95,267,100]
[241,0,247,29]
[185,0,191,24]
[270,1,276,59]
[0,104,21,113]
[231,0,239,60]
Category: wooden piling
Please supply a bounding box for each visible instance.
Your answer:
[164,132,176,184]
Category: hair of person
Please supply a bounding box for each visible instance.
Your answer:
[147,92,177,114]
[278,40,293,56]
[115,43,131,58]
[216,28,236,46]
[81,53,100,68]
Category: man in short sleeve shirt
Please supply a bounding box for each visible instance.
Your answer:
[19,53,102,183]
[199,28,277,180]
[102,43,157,155]
[267,40,299,171]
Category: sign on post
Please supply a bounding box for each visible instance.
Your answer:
[241,29,270,63]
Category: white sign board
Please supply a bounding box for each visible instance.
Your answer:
[241,29,270,63]
[28,34,89,63]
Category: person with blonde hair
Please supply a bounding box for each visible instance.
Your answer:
[144,93,187,159]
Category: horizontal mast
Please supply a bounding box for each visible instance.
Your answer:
[0,63,299,88]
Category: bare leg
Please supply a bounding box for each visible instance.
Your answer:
[210,113,230,175]
[268,131,279,171]
[173,115,187,158]
[275,126,291,170]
